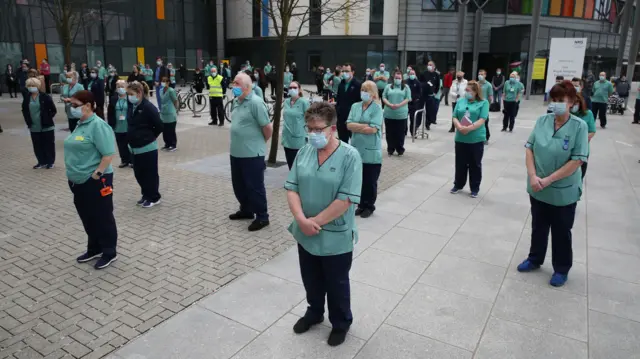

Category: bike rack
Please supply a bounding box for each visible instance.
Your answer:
[412,106,428,142]
[191,93,208,118]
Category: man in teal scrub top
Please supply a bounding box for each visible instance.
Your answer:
[228,73,273,231]
[590,72,613,128]
[373,63,390,104]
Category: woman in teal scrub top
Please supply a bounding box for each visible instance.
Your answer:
[107,80,132,168]
[570,79,596,180]
[450,81,489,198]
[347,80,383,218]
[22,77,57,169]
[62,71,85,132]
[382,71,411,156]
[285,102,362,347]
[517,80,589,288]
[283,66,293,93]
[64,90,118,270]
[282,81,309,169]
[159,76,179,151]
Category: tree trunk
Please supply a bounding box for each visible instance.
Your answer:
[267,34,289,164]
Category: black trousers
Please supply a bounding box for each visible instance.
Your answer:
[634,99,640,123]
[485,117,491,141]
[322,89,332,101]
[115,132,131,164]
[7,82,18,97]
[449,101,457,131]
[378,89,384,108]
[527,196,577,275]
[581,161,588,180]
[68,117,79,132]
[408,102,423,137]
[502,101,518,130]
[284,147,299,170]
[30,131,55,165]
[454,141,484,193]
[44,75,51,94]
[230,155,269,221]
[337,121,351,144]
[515,101,520,117]
[209,97,224,124]
[360,163,381,211]
[270,80,277,96]
[259,85,267,101]
[132,149,161,202]
[385,119,407,155]
[425,96,438,126]
[592,102,608,127]
[162,122,177,147]
[69,173,118,257]
[298,244,353,331]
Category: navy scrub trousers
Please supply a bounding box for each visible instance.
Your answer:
[30,131,56,166]
[162,122,177,148]
[592,102,607,127]
[359,163,381,211]
[132,149,161,202]
[115,133,131,164]
[408,101,423,137]
[502,101,518,130]
[298,244,353,331]
[69,173,118,257]
[230,155,269,221]
[454,141,484,193]
[284,147,299,170]
[527,196,577,275]
[425,96,438,127]
[384,119,407,155]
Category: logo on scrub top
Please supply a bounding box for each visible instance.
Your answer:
[330,167,336,172]
[563,135,570,151]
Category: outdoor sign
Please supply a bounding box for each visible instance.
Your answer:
[532,58,547,80]
[545,38,587,92]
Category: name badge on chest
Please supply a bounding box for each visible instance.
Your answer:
[563,135,570,151]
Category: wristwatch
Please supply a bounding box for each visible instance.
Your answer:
[95,171,103,177]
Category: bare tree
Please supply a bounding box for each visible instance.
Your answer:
[250,0,368,164]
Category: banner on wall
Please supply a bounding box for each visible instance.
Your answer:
[545,38,587,92]
[532,58,547,80]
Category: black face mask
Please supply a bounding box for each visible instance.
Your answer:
[457,76,462,80]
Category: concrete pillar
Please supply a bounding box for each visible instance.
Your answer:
[525,0,542,100]
[456,0,468,72]
[472,9,482,78]
[615,0,634,77]
[626,0,640,81]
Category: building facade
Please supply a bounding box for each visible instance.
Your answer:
[225,0,637,84]
[0,0,217,80]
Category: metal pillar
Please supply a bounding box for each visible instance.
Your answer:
[472,9,482,78]
[626,0,640,81]
[525,0,542,100]
[615,0,634,77]
[456,0,468,72]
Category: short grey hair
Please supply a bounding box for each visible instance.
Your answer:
[66,71,79,80]
[116,79,127,88]
[234,73,252,89]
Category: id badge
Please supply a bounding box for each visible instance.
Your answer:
[119,115,125,121]
[563,135,570,151]
[99,178,113,197]
[510,88,515,92]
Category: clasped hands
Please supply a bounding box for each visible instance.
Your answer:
[529,175,551,192]
[297,217,322,236]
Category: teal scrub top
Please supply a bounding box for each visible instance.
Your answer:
[383,84,411,120]
[281,96,310,150]
[284,142,363,256]
[160,87,178,123]
[525,114,589,206]
[347,101,383,164]
[113,97,129,133]
[58,73,66,84]
[253,84,264,99]
[29,95,55,133]
[129,141,158,155]
[374,71,390,90]
[331,76,341,94]
[169,68,176,84]
[571,109,596,156]
[592,80,614,103]
[98,66,108,80]
[63,114,115,184]
[63,83,85,119]
[283,72,293,87]
[144,69,153,81]
[453,98,489,144]
[503,80,523,102]
[264,65,272,74]
[323,73,333,90]
[229,92,270,158]
[479,80,494,102]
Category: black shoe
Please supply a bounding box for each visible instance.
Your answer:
[508,129,513,132]
[387,151,394,156]
[248,220,270,232]
[448,128,455,133]
[94,255,118,269]
[33,164,45,169]
[501,128,507,132]
[218,123,224,127]
[118,163,129,168]
[397,151,404,156]
[293,316,323,334]
[45,164,54,169]
[426,126,431,131]
[229,211,254,220]
[355,208,364,216]
[433,121,438,124]
[601,125,606,129]
[360,208,373,218]
[136,197,146,206]
[327,328,348,346]
[208,121,216,126]
[77,252,102,263]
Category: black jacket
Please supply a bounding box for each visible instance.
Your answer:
[89,78,105,107]
[5,68,16,85]
[193,72,205,90]
[407,78,423,107]
[22,92,57,128]
[420,71,440,97]
[335,78,362,124]
[79,68,90,88]
[107,94,130,129]
[127,98,163,148]
[105,75,118,94]
[153,66,169,84]
[127,73,145,83]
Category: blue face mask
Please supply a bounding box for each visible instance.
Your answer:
[288,88,299,98]
[117,88,126,95]
[232,87,243,97]
[409,75,416,80]
[343,72,351,80]
[599,76,605,81]
[27,87,38,93]
[308,132,329,149]
[550,102,567,116]
[360,91,370,102]
[128,95,139,104]
[394,79,402,85]
[465,92,473,100]
[510,78,516,83]
[70,106,83,119]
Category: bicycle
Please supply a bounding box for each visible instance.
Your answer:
[303,89,324,103]
[177,82,207,113]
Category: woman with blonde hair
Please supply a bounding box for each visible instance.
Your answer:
[281,81,310,169]
[22,77,57,169]
[346,80,383,218]
[62,71,85,132]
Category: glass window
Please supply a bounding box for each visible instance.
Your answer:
[46,44,64,73]
[0,43,23,70]
[30,5,45,43]
[310,0,321,35]
[442,0,456,10]
[87,46,104,67]
[122,47,137,73]
[104,12,120,41]
[186,49,197,69]
[166,0,175,21]
[366,51,383,69]
[308,52,321,71]
[422,0,437,9]
[370,0,384,35]
[167,49,176,67]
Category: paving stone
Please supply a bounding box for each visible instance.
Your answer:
[351,248,429,294]
[589,310,640,359]
[371,227,449,262]
[588,274,640,323]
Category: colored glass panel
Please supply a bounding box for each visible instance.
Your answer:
[523,0,532,14]
[156,0,165,20]
[609,0,617,22]
[562,0,575,16]
[550,0,562,15]
[137,47,145,64]
[574,0,585,17]
[34,43,47,66]
[542,0,550,15]
[585,0,594,18]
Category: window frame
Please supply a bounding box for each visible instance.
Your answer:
[421,0,458,11]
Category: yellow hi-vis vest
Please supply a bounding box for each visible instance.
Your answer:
[208,75,223,97]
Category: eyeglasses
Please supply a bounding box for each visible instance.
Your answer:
[289,87,299,90]
[304,125,330,134]
[70,103,87,108]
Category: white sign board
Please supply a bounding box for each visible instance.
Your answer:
[545,38,587,93]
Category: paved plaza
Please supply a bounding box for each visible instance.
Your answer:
[1,90,640,359]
